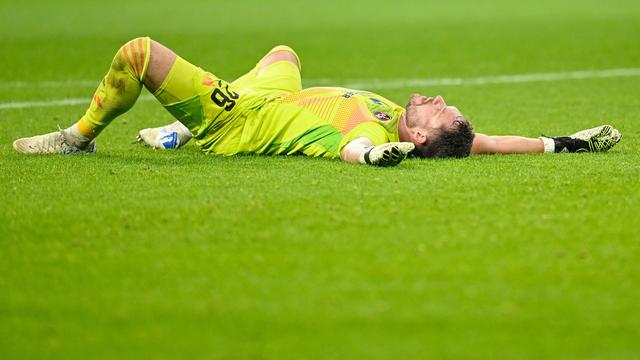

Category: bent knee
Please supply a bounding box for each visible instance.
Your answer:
[120,37,151,56]
[116,37,151,75]
[260,45,301,71]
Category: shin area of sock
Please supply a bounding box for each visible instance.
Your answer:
[75,37,151,139]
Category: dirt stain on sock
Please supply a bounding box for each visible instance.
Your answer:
[109,76,126,96]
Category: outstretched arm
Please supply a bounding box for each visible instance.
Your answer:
[471,133,544,155]
[471,125,621,155]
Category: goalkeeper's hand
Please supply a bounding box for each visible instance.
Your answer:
[540,125,621,153]
[359,142,415,167]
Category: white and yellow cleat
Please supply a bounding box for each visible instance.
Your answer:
[13,129,96,154]
[136,121,192,150]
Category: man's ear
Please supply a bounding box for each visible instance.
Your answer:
[411,128,428,145]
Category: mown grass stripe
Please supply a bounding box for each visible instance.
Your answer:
[1,68,640,110]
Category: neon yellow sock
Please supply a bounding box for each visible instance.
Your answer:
[71,37,151,140]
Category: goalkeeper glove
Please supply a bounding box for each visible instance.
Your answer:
[540,125,621,153]
[359,142,415,167]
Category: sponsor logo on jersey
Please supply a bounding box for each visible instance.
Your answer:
[341,89,369,98]
[368,97,391,111]
[374,111,391,121]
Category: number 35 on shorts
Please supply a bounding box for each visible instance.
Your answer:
[210,81,239,111]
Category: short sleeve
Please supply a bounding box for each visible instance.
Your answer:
[338,122,391,153]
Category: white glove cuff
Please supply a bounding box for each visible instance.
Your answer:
[539,137,555,153]
[359,146,374,164]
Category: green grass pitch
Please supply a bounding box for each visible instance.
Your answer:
[1,0,639,358]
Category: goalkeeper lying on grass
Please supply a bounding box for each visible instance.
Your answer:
[13,37,621,166]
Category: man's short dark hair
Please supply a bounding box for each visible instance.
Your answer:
[412,119,475,158]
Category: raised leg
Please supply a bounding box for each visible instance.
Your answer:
[70,38,177,142]
[13,37,180,154]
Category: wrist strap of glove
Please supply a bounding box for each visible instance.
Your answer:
[539,137,555,153]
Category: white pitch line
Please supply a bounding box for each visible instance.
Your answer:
[0,80,97,89]
[1,68,639,110]
[0,95,155,110]
[330,67,640,89]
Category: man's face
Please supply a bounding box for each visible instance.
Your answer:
[407,95,464,135]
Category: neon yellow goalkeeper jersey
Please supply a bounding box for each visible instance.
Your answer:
[282,87,403,150]
[225,87,404,158]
